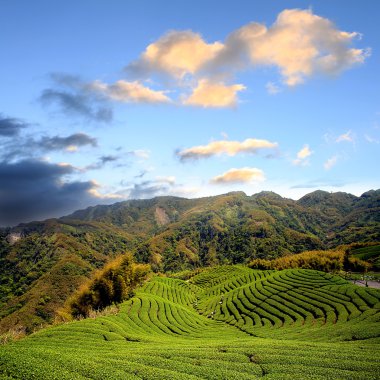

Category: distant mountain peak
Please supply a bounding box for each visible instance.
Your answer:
[251,191,283,200]
[298,190,357,207]
[361,189,380,198]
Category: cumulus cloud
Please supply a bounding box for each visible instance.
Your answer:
[336,130,354,143]
[123,8,368,105]
[228,9,369,86]
[90,80,171,104]
[0,159,103,226]
[177,138,278,161]
[126,30,223,78]
[42,10,367,111]
[293,144,313,166]
[324,155,338,170]
[183,79,245,108]
[0,115,29,137]
[210,167,265,184]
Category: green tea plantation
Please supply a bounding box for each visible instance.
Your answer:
[1,266,379,379]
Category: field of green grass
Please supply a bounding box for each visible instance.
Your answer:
[1,266,380,379]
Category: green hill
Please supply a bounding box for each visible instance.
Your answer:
[0,219,135,334]
[0,189,379,335]
[1,266,379,379]
[133,190,380,271]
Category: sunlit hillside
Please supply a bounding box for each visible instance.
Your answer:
[1,266,379,379]
[1,190,379,335]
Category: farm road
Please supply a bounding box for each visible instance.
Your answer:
[351,280,380,289]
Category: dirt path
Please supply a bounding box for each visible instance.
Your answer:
[350,280,380,289]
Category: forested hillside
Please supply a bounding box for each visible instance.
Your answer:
[63,189,380,271]
[0,189,379,334]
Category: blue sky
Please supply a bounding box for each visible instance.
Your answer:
[0,0,379,225]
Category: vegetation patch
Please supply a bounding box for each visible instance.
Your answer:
[62,253,151,319]
[248,248,371,272]
[1,266,379,379]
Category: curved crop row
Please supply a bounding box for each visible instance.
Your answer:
[197,268,380,334]
[1,267,379,379]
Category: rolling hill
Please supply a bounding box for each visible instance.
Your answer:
[0,189,379,335]
[0,266,379,379]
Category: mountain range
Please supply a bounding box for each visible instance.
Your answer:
[0,189,379,334]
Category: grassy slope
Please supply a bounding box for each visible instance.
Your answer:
[1,189,379,334]
[1,266,379,379]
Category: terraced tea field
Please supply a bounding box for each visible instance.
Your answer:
[1,266,380,379]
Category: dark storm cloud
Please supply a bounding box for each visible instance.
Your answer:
[0,115,29,137]
[0,159,100,226]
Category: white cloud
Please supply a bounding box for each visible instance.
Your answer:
[336,130,354,143]
[127,9,368,89]
[266,82,281,94]
[155,176,176,185]
[88,187,124,199]
[177,137,278,161]
[128,149,151,160]
[127,30,223,78]
[324,155,338,170]
[121,9,368,107]
[230,9,370,86]
[210,167,265,184]
[183,79,245,108]
[293,144,313,166]
[91,80,171,104]
[364,134,379,144]
[85,180,124,199]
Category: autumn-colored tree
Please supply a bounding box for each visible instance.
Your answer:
[67,253,151,318]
